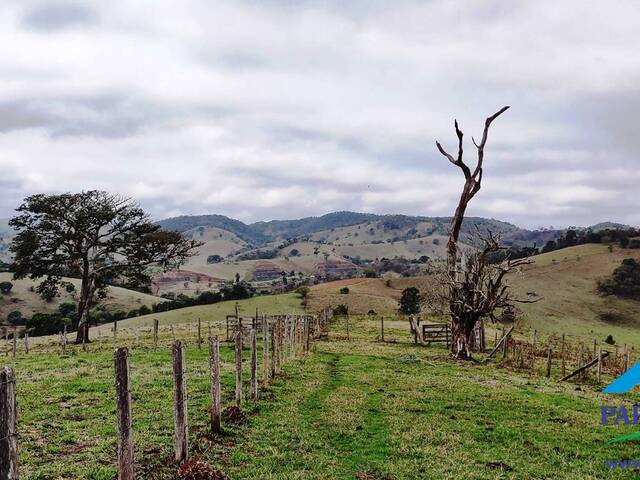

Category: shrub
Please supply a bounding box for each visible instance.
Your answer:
[333,304,349,316]
[206,254,223,264]
[339,287,350,294]
[7,310,24,325]
[138,305,151,316]
[289,248,300,257]
[27,313,68,336]
[58,302,77,318]
[597,258,640,298]
[364,270,378,278]
[295,286,310,299]
[0,281,13,294]
[605,334,615,345]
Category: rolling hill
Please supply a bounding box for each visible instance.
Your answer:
[0,272,162,321]
[151,212,568,281]
[306,244,640,346]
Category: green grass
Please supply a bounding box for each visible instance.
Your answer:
[6,315,640,479]
[92,293,304,333]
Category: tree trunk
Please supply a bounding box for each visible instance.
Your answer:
[450,315,474,360]
[75,274,94,344]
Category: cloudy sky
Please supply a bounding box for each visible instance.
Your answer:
[0,1,638,228]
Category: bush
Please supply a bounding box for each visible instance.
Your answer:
[7,310,24,325]
[597,258,640,298]
[58,302,77,318]
[333,304,349,316]
[605,334,615,345]
[138,305,151,316]
[364,270,378,278]
[289,249,300,257]
[0,281,13,294]
[339,287,350,294]
[27,313,68,336]
[206,254,223,264]
[295,286,310,299]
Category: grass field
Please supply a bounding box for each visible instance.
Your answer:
[90,293,305,336]
[6,313,640,479]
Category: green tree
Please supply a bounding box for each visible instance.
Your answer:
[0,281,13,294]
[7,310,23,325]
[598,258,640,298]
[10,191,200,343]
[206,254,223,264]
[295,286,310,299]
[399,287,422,315]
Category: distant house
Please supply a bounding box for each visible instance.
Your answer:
[253,261,283,281]
[315,259,358,278]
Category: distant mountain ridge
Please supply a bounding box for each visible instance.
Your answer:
[157,211,544,247]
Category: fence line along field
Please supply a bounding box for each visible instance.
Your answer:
[2,299,640,479]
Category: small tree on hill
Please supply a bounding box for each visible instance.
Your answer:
[10,191,200,343]
[598,258,640,298]
[0,281,12,294]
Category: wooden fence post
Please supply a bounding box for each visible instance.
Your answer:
[531,330,537,367]
[262,319,269,386]
[197,318,202,350]
[561,334,566,376]
[172,341,188,464]
[624,347,630,373]
[518,343,525,369]
[23,334,29,355]
[11,335,16,359]
[546,347,552,378]
[597,347,603,384]
[346,315,350,342]
[380,316,385,343]
[114,348,134,480]
[209,336,221,434]
[113,320,118,342]
[0,366,18,479]
[577,342,584,382]
[270,323,276,379]
[153,319,159,350]
[250,327,258,401]
[235,328,243,408]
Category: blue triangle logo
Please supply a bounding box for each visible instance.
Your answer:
[604,362,640,393]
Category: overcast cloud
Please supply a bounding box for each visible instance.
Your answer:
[0,0,638,228]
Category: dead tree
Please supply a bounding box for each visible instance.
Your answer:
[435,106,528,359]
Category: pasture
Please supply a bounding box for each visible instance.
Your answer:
[3,311,639,479]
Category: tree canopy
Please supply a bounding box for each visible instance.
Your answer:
[10,191,200,342]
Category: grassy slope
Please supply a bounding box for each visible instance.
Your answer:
[9,315,640,479]
[91,293,305,334]
[511,244,640,345]
[308,244,640,346]
[0,272,162,320]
